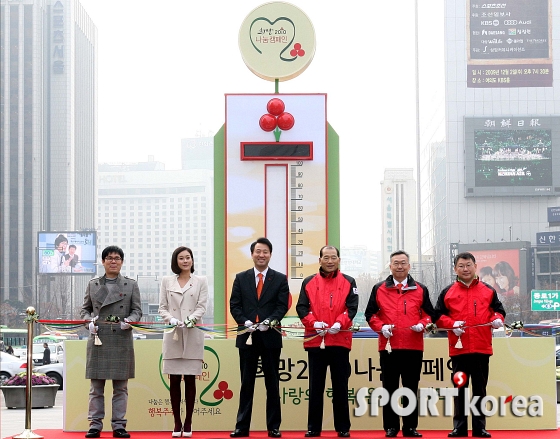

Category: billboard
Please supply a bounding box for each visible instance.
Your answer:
[467,0,552,87]
[38,232,97,275]
[456,242,531,301]
[548,206,560,223]
[464,116,560,197]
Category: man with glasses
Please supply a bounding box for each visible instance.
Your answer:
[364,250,435,438]
[435,252,505,439]
[80,246,143,439]
[296,245,358,438]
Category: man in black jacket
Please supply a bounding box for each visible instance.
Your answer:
[42,343,51,365]
[229,237,290,438]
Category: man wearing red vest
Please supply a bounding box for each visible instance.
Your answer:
[296,245,359,438]
[435,252,505,439]
[365,250,435,438]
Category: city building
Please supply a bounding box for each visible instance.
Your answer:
[0,0,97,316]
[380,168,418,271]
[418,0,560,300]
[98,159,214,322]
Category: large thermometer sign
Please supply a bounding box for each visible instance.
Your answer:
[218,93,340,324]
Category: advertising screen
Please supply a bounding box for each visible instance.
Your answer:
[469,248,521,297]
[38,232,97,275]
[465,116,560,196]
[467,0,552,87]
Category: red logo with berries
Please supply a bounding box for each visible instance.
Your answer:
[259,98,295,142]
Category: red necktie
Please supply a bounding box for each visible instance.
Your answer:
[257,273,263,299]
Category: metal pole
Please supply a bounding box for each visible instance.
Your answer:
[14,307,43,439]
[415,0,423,283]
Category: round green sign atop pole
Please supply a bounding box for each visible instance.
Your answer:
[239,2,316,82]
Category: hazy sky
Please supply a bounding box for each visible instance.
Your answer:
[80,0,443,252]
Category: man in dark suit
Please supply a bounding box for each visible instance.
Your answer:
[229,237,290,439]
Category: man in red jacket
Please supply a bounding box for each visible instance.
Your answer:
[435,252,505,439]
[296,246,359,438]
[365,250,435,438]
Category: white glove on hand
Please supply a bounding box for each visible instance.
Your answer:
[169,317,180,326]
[453,321,465,336]
[258,319,270,332]
[184,318,196,328]
[88,316,99,335]
[120,318,131,330]
[328,322,341,334]
[381,324,394,338]
[491,319,503,329]
[313,321,328,336]
[244,320,256,333]
[410,323,424,332]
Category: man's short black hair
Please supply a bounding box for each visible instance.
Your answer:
[454,252,476,266]
[68,244,77,250]
[390,250,410,261]
[102,245,124,261]
[250,237,272,253]
[170,246,195,274]
[319,245,340,257]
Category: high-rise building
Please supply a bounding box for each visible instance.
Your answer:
[98,161,215,322]
[419,0,560,295]
[181,136,213,171]
[380,169,417,270]
[0,0,97,311]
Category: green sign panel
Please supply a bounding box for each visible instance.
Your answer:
[531,290,560,311]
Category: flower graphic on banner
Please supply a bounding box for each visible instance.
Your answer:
[213,381,234,401]
[259,98,295,142]
[290,43,305,57]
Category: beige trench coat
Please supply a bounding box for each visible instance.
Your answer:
[158,274,208,361]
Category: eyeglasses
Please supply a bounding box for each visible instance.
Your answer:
[321,256,339,261]
[391,262,409,267]
[105,257,122,262]
[456,264,474,269]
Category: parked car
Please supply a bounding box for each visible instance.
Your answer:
[33,362,64,390]
[0,351,27,384]
[13,342,64,366]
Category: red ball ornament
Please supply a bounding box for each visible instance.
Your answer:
[453,371,467,388]
[267,98,285,116]
[213,389,223,400]
[223,389,234,400]
[277,112,295,131]
[259,114,277,132]
[218,380,228,391]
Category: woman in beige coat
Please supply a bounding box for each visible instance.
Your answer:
[159,246,208,438]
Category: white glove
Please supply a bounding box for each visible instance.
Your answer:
[88,316,99,334]
[313,321,328,336]
[244,320,256,332]
[381,324,394,338]
[327,322,341,334]
[120,318,131,330]
[491,319,503,329]
[258,319,270,332]
[410,323,424,332]
[169,317,179,326]
[453,321,465,336]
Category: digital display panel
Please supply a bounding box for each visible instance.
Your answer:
[241,142,313,160]
[465,116,560,197]
[38,231,97,274]
[467,0,552,87]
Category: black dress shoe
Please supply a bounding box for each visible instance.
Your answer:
[113,429,131,438]
[305,432,321,437]
[385,429,399,438]
[230,429,250,438]
[338,432,350,438]
[448,429,468,438]
[473,430,492,438]
[268,429,282,438]
[403,428,422,437]
[85,429,101,439]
